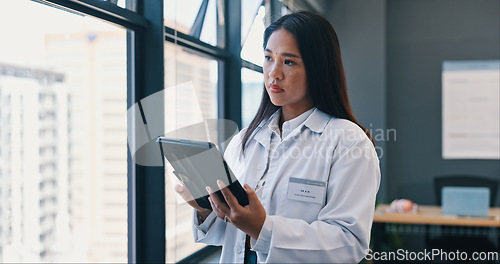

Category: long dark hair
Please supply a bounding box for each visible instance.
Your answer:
[242,11,374,153]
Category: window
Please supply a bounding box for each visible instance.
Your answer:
[0,0,128,262]
[163,28,220,264]
[99,0,137,12]
[241,0,266,128]
[0,0,292,262]
[241,4,266,67]
[164,0,225,47]
[241,0,264,44]
[241,68,263,127]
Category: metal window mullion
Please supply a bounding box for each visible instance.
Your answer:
[264,0,281,26]
[131,0,165,263]
[35,0,148,31]
[190,0,210,38]
[165,27,231,60]
[242,60,263,73]
[224,0,242,126]
[126,30,137,264]
[216,0,226,49]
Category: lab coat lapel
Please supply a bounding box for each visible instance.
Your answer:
[238,124,271,191]
[258,109,332,208]
[253,109,280,151]
[253,127,271,151]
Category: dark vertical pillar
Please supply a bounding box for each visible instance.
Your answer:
[128,0,165,263]
[224,0,242,126]
[265,0,281,26]
[126,30,137,263]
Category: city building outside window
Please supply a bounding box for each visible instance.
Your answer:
[0,1,128,261]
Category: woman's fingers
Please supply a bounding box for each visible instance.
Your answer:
[244,184,260,206]
[208,197,224,219]
[207,186,230,219]
[206,183,266,238]
[216,180,240,209]
[237,184,267,239]
[176,183,211,215]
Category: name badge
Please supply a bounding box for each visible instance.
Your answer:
[286,177,326,204]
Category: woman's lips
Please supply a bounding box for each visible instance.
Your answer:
[269,84,284,93]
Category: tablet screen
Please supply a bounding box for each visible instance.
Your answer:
[157,137,248,209]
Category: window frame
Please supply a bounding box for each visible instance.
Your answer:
[35,0,147,30]
[35,0,163,262]
[32,0,285,262]
[162,0,240,260]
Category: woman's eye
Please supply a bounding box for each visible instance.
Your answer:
[264,55,272,62]
[284,59,295,66]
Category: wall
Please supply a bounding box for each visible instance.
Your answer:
[386,0,500,205]
[326,0,388,201]
[323,0,500,205]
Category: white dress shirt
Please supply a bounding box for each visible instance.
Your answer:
[192,107,380,263]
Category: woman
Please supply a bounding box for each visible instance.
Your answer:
[176,11,380,263]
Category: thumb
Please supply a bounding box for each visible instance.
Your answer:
[244,184,259,202]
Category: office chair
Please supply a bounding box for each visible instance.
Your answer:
[427,175,499,261]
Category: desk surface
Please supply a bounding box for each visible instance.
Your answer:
[374,205,500,227]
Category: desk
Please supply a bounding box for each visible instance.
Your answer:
[372,205,500,256]
[374,204,500,227]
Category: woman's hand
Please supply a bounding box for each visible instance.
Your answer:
[174,183,212,221]
[207,180,266,240]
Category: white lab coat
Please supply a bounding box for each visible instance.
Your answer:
[192,108,380,263]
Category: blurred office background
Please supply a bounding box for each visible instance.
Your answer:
[0,0,498,263]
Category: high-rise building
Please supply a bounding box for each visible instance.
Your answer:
[44,29,128,262]
[0,63,69,262]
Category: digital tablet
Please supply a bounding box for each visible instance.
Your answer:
[157,137,249,210]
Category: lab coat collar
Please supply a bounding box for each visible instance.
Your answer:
[253,107,331,150]
[267,109,282,137]
[253,110,279,150]
[303,108,331,133]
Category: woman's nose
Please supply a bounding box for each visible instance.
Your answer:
[268,63,283,80]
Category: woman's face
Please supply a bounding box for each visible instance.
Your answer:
[263,29,311,111]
